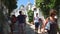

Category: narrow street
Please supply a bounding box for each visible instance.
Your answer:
[0,0,60,34]
[13,22,35,34]
[12,22,48,34]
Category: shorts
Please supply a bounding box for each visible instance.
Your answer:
[35,22,39,28]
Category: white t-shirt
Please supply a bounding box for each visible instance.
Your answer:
[34,16,39,23]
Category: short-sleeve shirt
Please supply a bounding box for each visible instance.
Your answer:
[34,16,39,23]
[17,15,26,24]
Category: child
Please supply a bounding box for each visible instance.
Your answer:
[39,18,43,32]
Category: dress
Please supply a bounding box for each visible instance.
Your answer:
[49,22,57,34]
[47,18,57,34]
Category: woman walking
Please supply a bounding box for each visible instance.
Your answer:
[45,9,58,34]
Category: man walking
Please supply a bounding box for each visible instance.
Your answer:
[17,11,26,34]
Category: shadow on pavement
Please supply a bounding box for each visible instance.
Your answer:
[13,22,38,34]
[25,23,38,34]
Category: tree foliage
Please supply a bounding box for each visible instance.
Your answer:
[0,0,17,33]
[36,0,44,8]
[28,10,34,23]
[2,0,17,16]
[36,0,60,18]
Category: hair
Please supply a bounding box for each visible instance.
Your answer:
[19,11,22,14]
[12,15,15,17]
[36,13,38,15]
[49,9,57,16]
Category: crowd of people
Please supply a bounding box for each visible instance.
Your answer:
[9,9,59,34]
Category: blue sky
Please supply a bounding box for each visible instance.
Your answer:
[17,0,34,9]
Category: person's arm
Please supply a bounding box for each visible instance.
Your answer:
[45,18,49,26]
[33,17,35,25]
[42,18,48,28]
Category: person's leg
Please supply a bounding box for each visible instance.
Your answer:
[19,23,26,34]
[12,24,15,34]
[10,24,13,34]
[35,23,38,30]
[18,24,22,34]
[40,23,41,32]
[35,23,39,32]
[35,23,39,34]
[22,23,26,34]
[37,23,39,30]
[47,30,50,34]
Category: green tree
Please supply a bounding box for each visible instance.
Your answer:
[36,0,59,18]
[36,0,44,8]
[28,10,34,23]
[36,0,60,31]
[55,0,60,16]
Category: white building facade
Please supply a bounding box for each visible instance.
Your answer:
[13,0,45,22]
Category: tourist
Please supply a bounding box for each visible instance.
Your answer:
[10,15,17,34]
[39,18,43,32]
[45,9,58,34]
[34,13,39,32]
[17,11,26,34]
